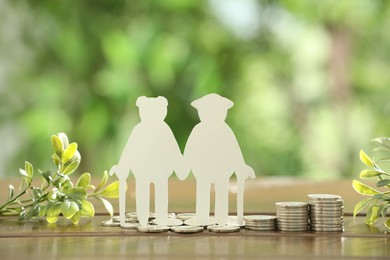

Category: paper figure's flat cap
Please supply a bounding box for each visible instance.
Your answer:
[191,93,233,110]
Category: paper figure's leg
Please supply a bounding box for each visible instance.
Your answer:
[215,178,229,225]
[136,178,150,226]
[119,178,127,226]
[237,177,245,226]
[196,177,211,225]
[154,178,168,226]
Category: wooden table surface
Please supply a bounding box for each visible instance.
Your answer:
[0,177,389,259]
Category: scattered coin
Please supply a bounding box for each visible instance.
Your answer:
[137,225,170,233]
[101,219,121,227]
[208,225,241,233]
[152,218,183,226]
[184,217,216,227]
[176,213,196,221]
[171,225,204,234]
[120,223,140,230]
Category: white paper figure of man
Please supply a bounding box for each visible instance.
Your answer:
[184,93,255,226]
[110,96,187,226]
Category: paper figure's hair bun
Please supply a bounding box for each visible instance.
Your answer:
[191,93,233,110]
[136,96,168,107]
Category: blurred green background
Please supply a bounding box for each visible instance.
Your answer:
[1,0,389,180]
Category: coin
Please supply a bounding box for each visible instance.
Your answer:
[245,226,276,231]
[308,194,341,201]
[275,202,308,208]
[176,213,196,221]
[311,227,343,232]
[152,218,183,226]
[120,223,140,229]
[137,225,170,233]
[126,212,156,220]
[244,215,276,222]
[278,227,309,232]
[184,217,216,227]
[171,225,204,234]
[208,225,241,233]
[101,220,121,227]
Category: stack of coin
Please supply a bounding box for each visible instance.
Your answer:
[275,202,309,232]
[308,194,344,232]
[208,224,241,233]
[244,215,277,231]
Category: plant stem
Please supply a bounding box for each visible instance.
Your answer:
[0,185,30,212]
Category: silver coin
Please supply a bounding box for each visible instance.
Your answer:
[245,222,276,227]
[184,217,216,227]
[176,213,196,221]
[245,226,276,231]
[278,227,309,232]
[310,222,344,228]
[275,202,308,208]
[308,194,342,200]
[120,223,140,229]
[112,216,137,223]
[137,225,170,233]
[278,224,308,229]
[208,225,241,233]
[310,217,344,223]
[170,225,204,234]
[227,216,246,227]
[310,209,344,214]
[152,218,183,226]
[277,220,308,225]
[311,227,343,232]
[101,220,121,227]
[309,199,344,204]
[244,215,276,222]
[309,204,344,208]
[277,215,309,221]
[126,212,156,220]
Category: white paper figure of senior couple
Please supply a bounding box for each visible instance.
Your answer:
[110,93,255,227]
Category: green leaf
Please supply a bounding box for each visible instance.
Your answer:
[63,161,80,175]
[98,181,120,198]
[58,132,69,149]
[376,179,390,187]
[381,205,389,218]
[365,205,383,225]
[8,185,15,200]
[46,203,62,223]
[359,169,383,179]
[95,171,108,192]
[19,209,26,221]
[62,142,78,163]
[61,200,79,219]
[353,197,372,217]
[19,168,30,179]
[38,204,48,217]
[80,200,95,217]
[97,197,114,217]
[25,161,33,178]
[52,154,61,168]
[77,173,91,188]
[385,218,390,229]
[51,135,63,155]
[352,180,380,196]
[69,211,81,224]
[63,187,87,201]
[360,150,374,168]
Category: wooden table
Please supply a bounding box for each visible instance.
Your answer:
[0,178,389,259]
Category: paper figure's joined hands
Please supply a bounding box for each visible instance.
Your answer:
[111,93,255,227]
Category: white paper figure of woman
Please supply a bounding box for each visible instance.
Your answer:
[184,93,255,226]
[110,96,187,226]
